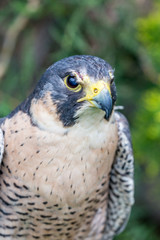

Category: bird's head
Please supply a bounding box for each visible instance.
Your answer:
[30,55,117,129]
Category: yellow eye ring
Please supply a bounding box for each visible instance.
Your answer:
[64,75,82,92]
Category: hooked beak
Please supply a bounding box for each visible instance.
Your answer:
[77,80,113,120]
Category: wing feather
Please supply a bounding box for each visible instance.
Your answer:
[102,111,134,240]
[0,128,4,165]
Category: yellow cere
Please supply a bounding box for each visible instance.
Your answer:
[77,80,111,103]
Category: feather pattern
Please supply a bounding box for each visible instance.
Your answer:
[0,55,134,240]
[102,112,134,240]
[0,127,4,165]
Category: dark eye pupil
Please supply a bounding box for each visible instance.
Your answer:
[67,76,79,88]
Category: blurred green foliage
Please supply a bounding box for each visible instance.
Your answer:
[137,1,160,75]
[133,88,160,178]
[115,205,159,240]
[0,0,160,239]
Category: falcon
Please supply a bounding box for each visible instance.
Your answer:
[0,55,134,240]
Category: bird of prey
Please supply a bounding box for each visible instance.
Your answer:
[0,55,134,240]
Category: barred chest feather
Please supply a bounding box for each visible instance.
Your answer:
[0,109,118,239]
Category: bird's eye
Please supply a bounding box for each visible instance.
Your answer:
[64,75,82,92]
[67,76,78,88]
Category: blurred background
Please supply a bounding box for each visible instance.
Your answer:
[0,0,160,239]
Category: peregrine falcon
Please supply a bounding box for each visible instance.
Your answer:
[0,55,134,240]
